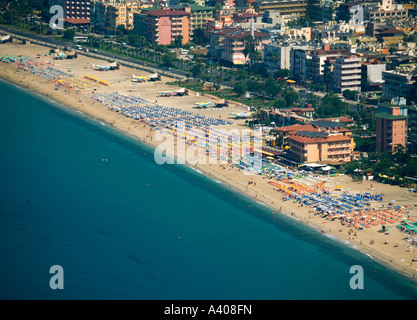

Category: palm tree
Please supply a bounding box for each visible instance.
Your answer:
[251,106,264,124]
[243,35,261,68]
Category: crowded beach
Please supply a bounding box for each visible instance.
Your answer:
[1,41,417,279]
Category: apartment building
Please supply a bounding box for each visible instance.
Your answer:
[143,8,191,45]
[209,27,271,65]
[305,45,351,83]
[375,99,408,153]
[274,123,316,148]
[287,131,354,164]
[264,42,293,73]
[171,4,213,32]
[382,70,416,100]
[223,30,271,65]
[333,54,362,93]
[289,45,315,85]
[206,13,234,34]
[364,0,408,21]
[276,120,355,162]
[253,0,308,16]
[307,0,335,22]
[374,27,405,46]
[105,2,137,30]
[91,1,138,32]
[52,0,91,24]
[361,62,386,84]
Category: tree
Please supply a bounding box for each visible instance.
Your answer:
[88,36,100,48]
[316,93,347,118]
[214,74,223,90]
[233,82,247,97]
[251,106,265,123]
[173,35,183,48]
[343,89,359,100]
[264,77,281,98]
[192,28,208,46]
[361,76,370,92]
[322,59,333,92]
[116,24,127,36]
[273,98,286,109]
[243,35,261,68]
[273,69,291,78]
[282,88,299,107]
[191,63,204,81]
[63,28,75,40]
[161,52,176,67]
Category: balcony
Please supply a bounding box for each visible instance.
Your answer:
[341,64,361,69]
[340,75,361,81]
[341,69,361,75]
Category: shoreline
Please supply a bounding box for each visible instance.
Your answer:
[1,42,417,285]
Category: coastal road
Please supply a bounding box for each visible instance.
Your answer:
[0,25,188,80]
[0,25,366,111]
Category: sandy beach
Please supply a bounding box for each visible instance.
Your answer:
[1,40,417,282]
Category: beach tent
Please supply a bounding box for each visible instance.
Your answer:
[321,166,334,171]
[302,163,326,168]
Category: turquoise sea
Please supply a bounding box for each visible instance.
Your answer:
[0,79,417,300]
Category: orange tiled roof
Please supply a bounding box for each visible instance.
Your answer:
[274,124,317,133]
[289,133,352,144]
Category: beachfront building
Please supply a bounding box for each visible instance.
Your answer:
[274,123,316,149]
[332,54,362,93]
[209,28,271,65]
[142,7,192,45]
[375,98,408,153]
[91,0,140,33]
[223,30,271,65]
[275,120,354,160]
[52,0,91,27]
[170,4,213,32]
[105,2,137,31]
[286,131,355,164]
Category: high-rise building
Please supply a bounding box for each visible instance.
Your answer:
[253,0,308,16]
[264,43,293,73]
[382,70,416,100]
[290,45,314,85]
[51,0,91,24]
[375,98,408,153]
[333,54,362,93]
[143,8,191,45]
[305,45,351,84]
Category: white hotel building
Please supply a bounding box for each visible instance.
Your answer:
[333,54,362,93]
